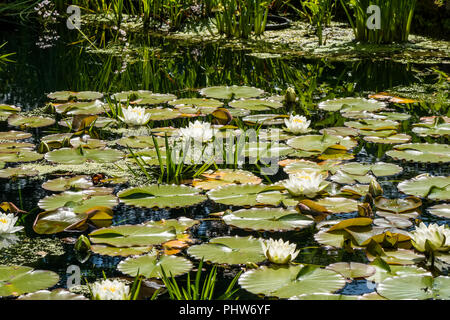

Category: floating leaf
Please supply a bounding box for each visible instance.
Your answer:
[398,174,450,200]
[363,134,411,144]
[48,91,103,101]
[320,127,359,137]
[284,160,340,175]
[187,236,265,265]
[113,91,176,105]
[239,265,346,298]
[0,167,39,178]
[339,162,402,177]
[38,190,117,213]
[374,197,421,214]
[229,99,283,111]
[18,289,88,300]
[168,98,223,109]
[242,114,287,126]
[0,131,31,140]
[200,86,264,100]
[45,147,124,164]
[118,252,193,278]
[312,198,359,214]
[223,208,314,232]
[377,275,450,300]
[0,265,59,297]
[344,119,399,131]
[144,217,199,233]
[387,143,450,163]
[318,98,386,113]
[91,245,153,257]
[55,100,106,115]
[0,151,43,163]
[145,108,181,120]
[118,185,207,209]
[89,225,176,247]
[193,169,262,190]
[428,204,450,219]
[287,135,357,153]
[325,262,376,279]
[207,184,283,207]
[8,115,55,128]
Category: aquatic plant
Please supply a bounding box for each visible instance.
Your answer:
[409,223,450,254]
[90,279,130,300]
[283,171,328,198]
[340,0,417,43]
[283,115,312,134]
[0,212,23,234]
[118,105,151,126]
[160,259,241,300]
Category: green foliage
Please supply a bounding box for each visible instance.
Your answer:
[0,42,15,67]
[160,259,241,300]
[214,0,270,38]
[340,0,417,43]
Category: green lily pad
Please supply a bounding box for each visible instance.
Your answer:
[0,167,39,178]
[318,98,386,113]
[55,100,106,115]
[193,169,262,190]
[373,217,412,229]
[48,91,103,101]
[363,134,411,144]
[38,190,117,213]
[313,197,359,213]
[358,129,398,137]
[144,217,199,233]
[144,108,181,120]
[69,137,106,149]
[228,99,283,111]
[116,136,165,149]
[287,134,357,153]
[42,176,93,192]
[330,171,375,184]
[428,204,450,219]
[242,142,294,158]
[377,275,450,300]
[344,119,399,131]
[257,129,294,141]
[397,174,450,200]
[89,225,176,247]
[0,104,21,118]
[222,208,314,232]
[0,142,34,152]
[339,162,403,177]
[45,147,124,164]
[376,112,411,121]
[325,262,376,279]
[18,289,88,300]
[0,265,59,297]
[0,131,32,140]
[412,121,450,137]
[207,184,283,207]
[113,91,176,105]
[8,115,55,128]
[387,143,450,163]
[367,259,430,283]
[200,86,264,100]
[33,207,92,234]
[242,114,287,126]
[118,251,193,278]
[284,160,341,175]
[118,185,207,209]
[187,236,265,265]
[168,98,223,109]
[320,127,359,137]
[374,197,422,214]
[0,151,43,163]
[91,245,153,257]
[239,265,346,299]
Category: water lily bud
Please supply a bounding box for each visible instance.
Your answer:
[369,179,383,197]
[358,203,373,217]
[74,234,91,253]
[285,87,296,104]
[38,141,51,154]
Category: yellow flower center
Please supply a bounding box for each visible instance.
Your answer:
[296,175,311,180]
[293,118,304,123]
[0,218,7,224]
[104,286,116,293]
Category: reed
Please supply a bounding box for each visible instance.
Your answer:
[340,0,417,44]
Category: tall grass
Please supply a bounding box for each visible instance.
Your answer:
[340,0,417,44]
[214,0,269,38]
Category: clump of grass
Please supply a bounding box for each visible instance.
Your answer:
[340,0,417,44]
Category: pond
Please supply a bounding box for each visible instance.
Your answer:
[0,11,449,301]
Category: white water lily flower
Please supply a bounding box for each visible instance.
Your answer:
[0,213,24,234]
[178,120,214,143]
[283,171,327,198]
[91,279,130,300]
[119,106,151,126]
[409,222,450,253]
[284,115,311,134]
[261,238,300,264]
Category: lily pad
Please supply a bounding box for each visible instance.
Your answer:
[238,265,346,298]
[325,262,376,279]
[207,184,283,207]
[377,275,450,300]
[0,104,20,118]
[222,208,314,232]
[116,136,165,149]
[47,91,103,101]
[287,134,357,153]
[320,127,359,137]
[0,265,59,297]
[90,245,153,257]
[0,131,32,140]
[118,185,207,209]
[344,119,399,131]
[187,236,265,265]
[374,197,421,214]
[42,176,93,192]
[144,108,181,120]
[284,160,340,175]
[318,98,386,113]
[168,98,223,109]
[0,167,39,178]
[312,197,359,213]
[118,252,193,278]
[428,204,450,219]
[242,114,287,126]
[386,143,450,163]
[200,86,264,100]
[144,217,199,233]
[38,190,117,213]
[89,225,176,247]
[113,91,176,105]
[0,151,43,163]
[45,147,124,164]
[412,121,450,137]
[18,289,88,300]
[229,99,283,111]
[397,174,450,200]
[54,100,106,115]
[8,115,55,128]
[339,162,403,177]
[193,169,262,190]
[363,134,411,144]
